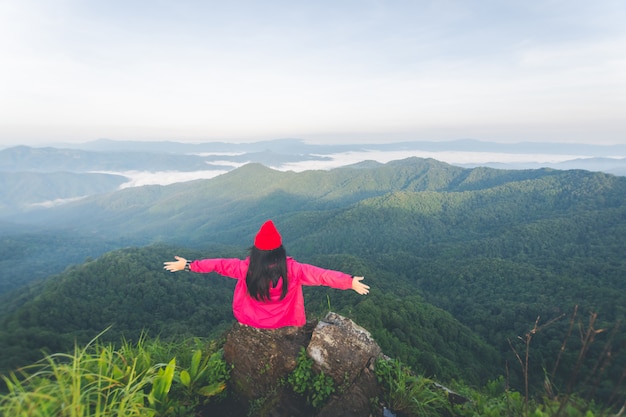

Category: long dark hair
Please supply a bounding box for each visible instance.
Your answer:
[246,245,288,301]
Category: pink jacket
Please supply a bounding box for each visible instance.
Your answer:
[189,257,353,329]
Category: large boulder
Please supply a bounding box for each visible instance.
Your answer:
[307,312,382,386]
[308,312,383,417]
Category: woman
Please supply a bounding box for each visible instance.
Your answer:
[163,220,370,329]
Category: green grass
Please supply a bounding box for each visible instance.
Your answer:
[374,358,612,417]
[375,357,452,417]
[0,330,229,417]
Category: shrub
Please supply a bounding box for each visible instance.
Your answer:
[287,348,335,408]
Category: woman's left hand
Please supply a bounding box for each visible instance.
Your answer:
[352,276,370,295]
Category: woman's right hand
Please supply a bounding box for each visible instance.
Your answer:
[163,256,187,272]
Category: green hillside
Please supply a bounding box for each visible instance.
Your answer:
[27,158,621,245]
[0,245,498,388]
[0,171,127,217]
[0,229,122,295]
[0,246,235,372]
[0,145,218,172]
[1,158,625,405]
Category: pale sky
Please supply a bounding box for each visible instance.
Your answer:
[1,0,625,147]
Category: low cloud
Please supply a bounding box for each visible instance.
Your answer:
[30,196,87,208]
[95,150,590,187]
[273,149,586,172]
[116,170,230,188]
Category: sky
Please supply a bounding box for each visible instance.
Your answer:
[1,0,625,147]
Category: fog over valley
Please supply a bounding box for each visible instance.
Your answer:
[1,138,625,215]
[102,148,606,188]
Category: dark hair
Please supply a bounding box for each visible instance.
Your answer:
[246,245,288,301]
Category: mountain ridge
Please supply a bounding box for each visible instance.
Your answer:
[20,137,626,156]
[3,158,625,290]
[2,138,625,176]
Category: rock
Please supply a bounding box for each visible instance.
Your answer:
[316,356,380,417]
[220,313,385,417]
[222,321,315,402]
[433,382,470,405]
[307,312,383,387]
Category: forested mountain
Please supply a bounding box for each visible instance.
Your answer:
[0,171,127,217]
[20,158,609,241]
[0,145,223,172]
[1,157,625,404]
[0,245,499,387]
[2,141,624,222]
[0,229,123,294]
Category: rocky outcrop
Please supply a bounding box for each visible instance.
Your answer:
[218,311,467,417]
[221,312,383,417]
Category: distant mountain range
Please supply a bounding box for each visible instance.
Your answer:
[43,137,626,157]
[2,138,625,173]
[1,139,625,219]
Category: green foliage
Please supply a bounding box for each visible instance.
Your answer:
[0,334,153,416]
[452,381,606,417]
[345,292,500,385]
[148,358,176,413]
[0,333,229,417]
[287,348,335,408]
[176,348,230,403]
[0,171,126,219]
[0,245,236,375]
[375,358,452,417]
[0,230,121,296]
[376,361,608,417]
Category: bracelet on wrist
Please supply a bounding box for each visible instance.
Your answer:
[184,260,191,272]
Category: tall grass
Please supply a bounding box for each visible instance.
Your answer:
[375,357,453,417]
[0,330,229,417]
[507,307,625,417]
[375,308,624,417]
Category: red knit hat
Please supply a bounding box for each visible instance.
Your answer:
[254,220,282,250]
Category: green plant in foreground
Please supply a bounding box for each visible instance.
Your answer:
[0,332,230,417]
[0,334,154,417]
[177,348,230,407]
[375,357,452,417]
[450,376,608,417]
[148,358,176,414]
[287,348,335,408]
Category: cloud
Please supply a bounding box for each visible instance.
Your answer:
[275,149,587,172]
[92,149,591,188]
[1,1,625,145]
[30,196,87,208]
[112,170,230,188]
